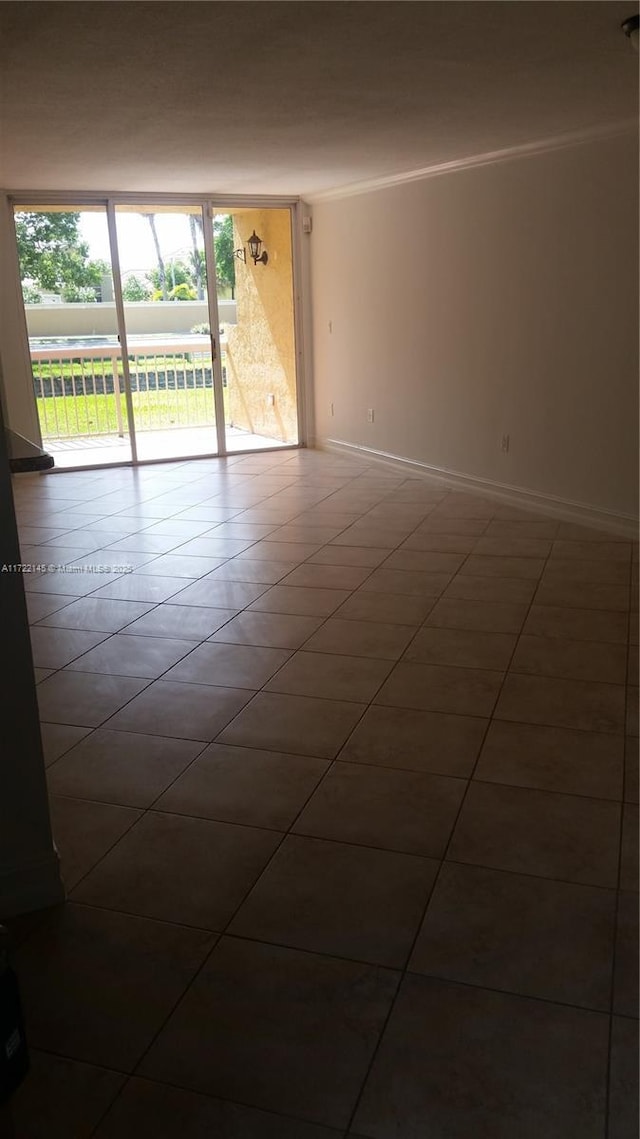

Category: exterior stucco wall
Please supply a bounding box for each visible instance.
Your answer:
[225,209,297,443]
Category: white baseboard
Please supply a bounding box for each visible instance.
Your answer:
[319,438,639,538]
[0,851,65,920]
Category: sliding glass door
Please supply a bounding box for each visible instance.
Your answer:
[213,208,299,451]
[14,205,134,468]
[14,198,301,468]
[114,204,221,462]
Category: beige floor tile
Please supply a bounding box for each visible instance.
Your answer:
[425,596,529,633]
[40,722,91,767]
[613,891,639,1017]
[10,1049,125,1139]
[472,536,552,558]
[308,544,392,567]
[620,803,639,890]
[495,673,625,733]
[155,743,327,829]
[279,563,373,590]
[476,720,623,799]
[353,975,608,1139]
[449,781,620,887]
[94,1078,341,1139]
[91,575,188,604]
[247,584,351,617]
[265,650,392,703]
[420,516,488,536]
[551,540,631,562]
[410,861,615,1009]
[626,687,639,737]
[47,729,203,808]
[166,578,267,609]
[104,680,253,741]
[460,554,545,579]
[443,573,536,603]
[208,610,323,648]
[218,692,366,758]
[37,671,149,727]
[484,519,560,539]
[524,604,628,643]
[608,1016,640,1139]
[293,762,465,857]
[170,537,255,559]
[511,634,627,684]
[73,811,280,929]
[359,567,451,597]
[333,590,434,625]
[230,834,438,967]
[303,617,415,660]
[405,626,516,670]
[164,642,291,689]
[542,558,630,585]
[121,604,236,640]
[48,794,142,889]
[36,597,156,633]
[29,626,109,669]
[204,559,297,584]
[136,554,226,578]
[624,737,639,802]
[376,660,502,717]
[535,579,629,612]
[26,593,75,622]
[235,540,321,562]
[400,531,476,554]
[15,904,214,1072]
[383,549,465,574]
[139,937,398,1130]
[339,705,486,777]
[66,634,197,679]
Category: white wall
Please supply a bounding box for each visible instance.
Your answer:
[310,132,639,521]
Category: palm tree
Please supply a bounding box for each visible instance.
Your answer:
[142,213,167,301]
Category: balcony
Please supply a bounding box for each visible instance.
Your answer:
[30,335,283,466]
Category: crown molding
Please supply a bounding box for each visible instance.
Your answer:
[307,118,639,204]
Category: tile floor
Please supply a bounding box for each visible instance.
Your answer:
[4,447,639,1138]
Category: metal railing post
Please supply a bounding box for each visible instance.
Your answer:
[112,356,124,437]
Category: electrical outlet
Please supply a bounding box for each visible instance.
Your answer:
[367,408,375,424]
[501,434,510,453]
[329,402,334,417]
[267,393,275,407]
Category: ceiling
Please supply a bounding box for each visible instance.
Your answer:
[0,1,637,197]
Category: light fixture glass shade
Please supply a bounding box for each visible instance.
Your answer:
[248,231,262,261]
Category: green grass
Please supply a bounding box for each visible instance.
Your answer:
[37,388,227,439]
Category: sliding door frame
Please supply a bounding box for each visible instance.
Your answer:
[9,190,306,469]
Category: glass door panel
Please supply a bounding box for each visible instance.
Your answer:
[14,205,133,468]
[114,204,218,462]
[213,208,299,452]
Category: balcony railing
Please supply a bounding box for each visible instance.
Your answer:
[30,335,226,440]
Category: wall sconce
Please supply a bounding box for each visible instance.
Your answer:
[232,230,269,266]
[248,230,268,266]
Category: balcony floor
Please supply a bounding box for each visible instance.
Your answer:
[44,424,292,468]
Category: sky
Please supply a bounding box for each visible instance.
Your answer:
[79,211,199,279]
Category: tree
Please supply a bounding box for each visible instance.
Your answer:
[142,213,167,301]
[188,214,205,300]
[121,276,151,302]
[147,259,194,300]
[14,211,108,297]
[214,215,236,299]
